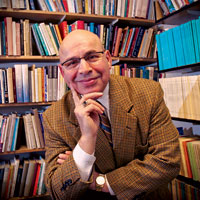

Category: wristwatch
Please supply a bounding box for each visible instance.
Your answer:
[95,174,106,191]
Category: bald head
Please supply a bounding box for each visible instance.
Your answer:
[59,30,103,59]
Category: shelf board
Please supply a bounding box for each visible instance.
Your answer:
[0,102,53,108]
[158,62,200,73]
[0,55,60,62]
[0,9,155,26]
[0,148,45,156]
[9,193,51,200]
[0,56,157,63]
[113,57,157,63]
[156,1,200,25]
[172,117,200,123]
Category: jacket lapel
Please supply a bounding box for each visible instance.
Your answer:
[109,76,138,167]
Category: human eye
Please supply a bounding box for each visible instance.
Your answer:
[63,59,79,69]
[86,53,101,62]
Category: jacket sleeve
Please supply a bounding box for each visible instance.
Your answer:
[106,82,181,200]
[43,111,93,200]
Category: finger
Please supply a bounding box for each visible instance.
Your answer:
[58,153,69,160]
[81,92,103,105]
[83,99,104,112]
[65,151,72,155]
[70,85,80,106]
[57,158,65,164]
[84,104,104,115]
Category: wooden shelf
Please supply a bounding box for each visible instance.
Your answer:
[9,193,51,200]
[156,1,200,25]
[0,9,155,26]
[0,102,53,108]
[172,117,200,123]
[0,55,157,63]
[0,148,45,156]
[158,62,200,73]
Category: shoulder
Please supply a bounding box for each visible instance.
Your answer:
[110,74,161,95]
[43,90,72,118]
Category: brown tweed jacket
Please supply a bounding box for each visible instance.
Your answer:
[43,75,180,200]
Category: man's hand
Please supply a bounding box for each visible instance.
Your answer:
[71,85,104,154]
[57,151,72,164]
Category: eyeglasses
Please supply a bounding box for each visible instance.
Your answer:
[61,51,104,70]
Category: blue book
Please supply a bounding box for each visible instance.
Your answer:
[49,23,60,50]
[11,116,20,151]
[188,0,194,3]
[172,26,185,67]
[1,21,6,56]
[191,19,200,63]
[34,23,49,56]
[89,22,95,33]
[164,0,175,13]
[186,21,196,64]
[31,24,45,56]
[68,25,72,33]
[132,27,145,57]
[156,34,164,70]
[126,28,135,57]
[44,0,53,11]
[29,0,36,10]
[166,28,177,68]
[179,23,190,65]
[0,79,2,104]
[195,18,200,63]
[120,28,130,57]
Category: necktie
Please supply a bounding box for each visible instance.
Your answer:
[99,112,113,147]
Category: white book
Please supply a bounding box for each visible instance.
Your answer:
[171,0,180,10]
[67,0,75,13]
[39,23,56,55]
[31,115,41,148]
[48,0,57,11]
[34,68,39,102]
[26,113,37,149]
[0,116,7,150]
[19,160,29,196]
[100,0,104,15]
[38,159,46,195]
[135,0,142,18]
[31,65,36,102]
[0,69,5,103]
[22,64,29,102]
[25,0,30,9]
[131,0,137,18]
[12,21,17,56]
[10,158,20,197]
[140,0,149,19]
[45,24,59,55]
[95,0,100,15]
[117,0,121,16]
[23,115,31,149]
[6,68,14,103]
[24,160,36,196]
[6,113,17,152]
[88,0,91,14]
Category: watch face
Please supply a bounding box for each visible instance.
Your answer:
[96,176,105,185]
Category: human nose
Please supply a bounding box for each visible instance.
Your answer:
[78,58,92,74]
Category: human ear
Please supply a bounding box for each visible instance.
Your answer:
[58,64,65,77]
[104,50,112,68]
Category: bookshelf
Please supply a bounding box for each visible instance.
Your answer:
[155,1,200,199]
[0,1,157,199]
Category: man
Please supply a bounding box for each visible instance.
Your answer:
[43,30,180,200]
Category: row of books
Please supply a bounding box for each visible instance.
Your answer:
[179,137,200,182]
[0,0,155,20]
[0,157,46,199]
[0,17,157,59]
[170,178,200,200]
[0,64,68,104]
[0,17,63,56]
[159,75,200,120]
[0,109,45,152]
[111,64,158,80]
[156,17,200,70]
[155,0,198,20]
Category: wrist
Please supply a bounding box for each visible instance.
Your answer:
[79,135,97,155]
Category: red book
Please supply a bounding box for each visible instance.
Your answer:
[58,21,68,39]
[128,27,139,57]
[62,0,69,12]
[76,20,84,30]
[33,163,41,195]
[12,68,17,103]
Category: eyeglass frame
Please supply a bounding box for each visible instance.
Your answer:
[60,51,105,70]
